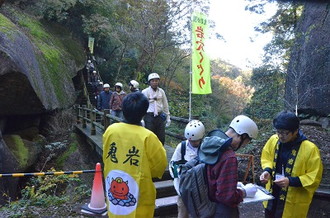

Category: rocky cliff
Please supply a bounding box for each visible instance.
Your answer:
[0,9,85,115]
[0,6,85,204]
[286,2,330,116]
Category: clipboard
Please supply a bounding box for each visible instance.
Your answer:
[242,186,274,204]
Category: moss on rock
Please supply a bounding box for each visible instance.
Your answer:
[0,6,85,110]
[0,13,17,35]
[55,141,78,169]
[3,135,29,168]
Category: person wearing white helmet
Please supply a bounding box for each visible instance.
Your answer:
[109,82,126,119]
[86,60,95,82]
[97,83,112,111]
[142,73,171,145]
[169,120,205,218]
[129,80,140,92]
[197,115,258,218]
[90,70,99,86]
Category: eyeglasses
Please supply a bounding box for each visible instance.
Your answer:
[276,130,291,136]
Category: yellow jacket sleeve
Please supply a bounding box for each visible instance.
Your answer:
[145,134,167,179]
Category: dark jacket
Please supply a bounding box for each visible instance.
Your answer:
[97,90,112,110]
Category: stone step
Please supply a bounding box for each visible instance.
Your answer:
[154,179,176,199]
[153,169,172,182]
[154,195,178,217]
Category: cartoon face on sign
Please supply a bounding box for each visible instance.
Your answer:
[105,170,138,215]
[110,177,129,200]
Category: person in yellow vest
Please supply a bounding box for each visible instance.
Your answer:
[260,111,323,218]
[103,92,167,217]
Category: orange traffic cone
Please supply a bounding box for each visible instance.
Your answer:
[81,163,107,216]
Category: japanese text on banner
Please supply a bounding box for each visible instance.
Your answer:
[191,12,211,94]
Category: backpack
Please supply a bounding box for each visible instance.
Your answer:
[179,131,231,218]
[170,141,187,178]
[179,157,216,218]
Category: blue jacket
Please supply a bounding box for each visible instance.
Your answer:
[97,91,112,110]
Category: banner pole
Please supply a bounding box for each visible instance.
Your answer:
[189,70,192,121]
[189,11,193,121]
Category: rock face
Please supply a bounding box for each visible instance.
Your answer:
[0,7,85,204]
[285,2,330,116]
[0,131,20,205]
[0,13,84,115]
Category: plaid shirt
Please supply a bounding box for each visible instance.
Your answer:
[207,149,244,207]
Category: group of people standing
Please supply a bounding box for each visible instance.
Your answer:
[96,82,126,119]
[169,111,322,218]
[97,73,171,145]
[96,71,322,217]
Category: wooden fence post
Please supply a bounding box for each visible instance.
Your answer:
[104,109,110,130]
[76,105,80,124]
[91,109,96,135]
[82,105,87,128]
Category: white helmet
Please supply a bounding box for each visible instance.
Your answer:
[93,70,97,74]
[185,120,205,141]
[229,115,258,139]
[115,82,123,88]
[103,83,110,88]
[87,60,91,63]
[129,80,139,89]
[148,73,160,82]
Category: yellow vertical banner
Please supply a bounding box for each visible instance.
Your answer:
[88,36,95,54]
[191,12,211,94]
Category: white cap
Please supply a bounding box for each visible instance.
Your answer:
[229,115,258,139]
[184,120,205,141]
[148,73,160,81]
[129,80,139,89]
[115,82,123,88]
[103,83,110,88]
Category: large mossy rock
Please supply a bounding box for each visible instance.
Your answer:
[0,6,86,204]
[286,2,330,116]
[0,7,85,115]
[2,134,42,170]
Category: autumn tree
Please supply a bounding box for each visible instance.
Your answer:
[215,76,255,117]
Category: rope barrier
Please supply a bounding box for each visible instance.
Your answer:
[0,170,99,178]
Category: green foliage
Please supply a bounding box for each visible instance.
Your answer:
[244,65,285,118]
[248,1,303,70]
[34,0,78,22]
[0,172,90,217]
